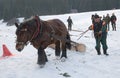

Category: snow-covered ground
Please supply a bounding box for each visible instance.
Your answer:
[0,9,120,78]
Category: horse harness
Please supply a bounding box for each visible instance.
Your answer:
[27,16,72,45]
[30,16,43,41]
[16,16,43,46]
[19,16,78,51]
[32,17,74,44]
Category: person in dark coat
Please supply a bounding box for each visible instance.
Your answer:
[67,16,73,31]
[91,14,95,24]
[102,15,106,21]
[110,13,117,31]
[105,14,111,31]
[89,15,109,56]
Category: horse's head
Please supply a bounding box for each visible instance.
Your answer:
[15,16,39,52]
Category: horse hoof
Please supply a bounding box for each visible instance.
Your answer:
[37,62,46,68]
[39,64,45,68]
[61,57,66,62]
[56,56,60,60]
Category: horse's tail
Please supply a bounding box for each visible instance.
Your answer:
[66,32,71,50]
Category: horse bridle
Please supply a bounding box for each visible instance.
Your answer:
[16,16,43,45]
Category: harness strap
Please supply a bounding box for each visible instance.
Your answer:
[30,16,42,41]
[51,33,81,51]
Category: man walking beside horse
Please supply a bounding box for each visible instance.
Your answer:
[89,14,109,56]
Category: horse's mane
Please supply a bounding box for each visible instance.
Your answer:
[22,16,36,24]
[18,16,40,28]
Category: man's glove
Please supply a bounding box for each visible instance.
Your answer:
[94,31,102,37]
[98,31,102,35]
[88,25,93,30]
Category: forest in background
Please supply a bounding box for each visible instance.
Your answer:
[0,0,119,21]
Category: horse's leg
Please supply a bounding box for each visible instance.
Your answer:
[55,41,61,59]
[61,41,67,62]
[37,47,48,67]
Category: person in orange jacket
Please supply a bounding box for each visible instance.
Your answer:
[89,14,109,56]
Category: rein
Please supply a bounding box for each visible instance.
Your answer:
[77,29,89,40]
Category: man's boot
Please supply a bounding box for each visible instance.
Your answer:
[103,49,109,56]
[97,49,101,55]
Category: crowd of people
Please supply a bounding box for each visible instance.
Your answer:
[91,13,117,31]
[67,13,117,32]
[67,13,117,56]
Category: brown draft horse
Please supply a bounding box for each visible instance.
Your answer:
[15,16,71,67]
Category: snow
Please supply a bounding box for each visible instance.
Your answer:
[0,9,120,78]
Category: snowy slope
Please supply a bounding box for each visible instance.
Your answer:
[0,9,120,78]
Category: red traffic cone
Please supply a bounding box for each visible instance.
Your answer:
[2,44,13,57]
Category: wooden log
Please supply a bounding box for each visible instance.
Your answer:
[48,42,86,52]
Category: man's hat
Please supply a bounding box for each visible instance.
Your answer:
[94,15,100,19]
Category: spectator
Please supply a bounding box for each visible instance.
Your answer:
[105,14,111,31]
[67,16,73,31]
[110,13,117,31]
